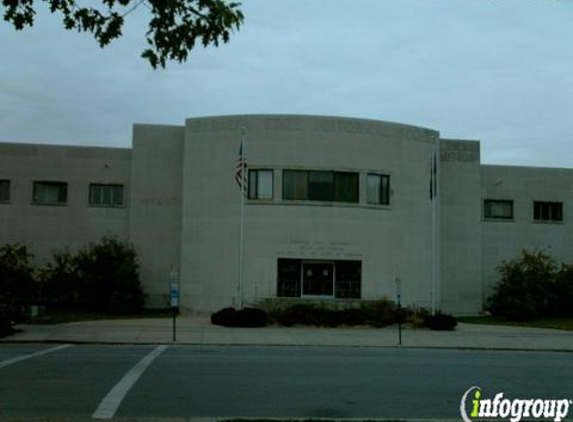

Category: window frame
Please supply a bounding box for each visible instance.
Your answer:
[366,173,390,206]
[483,199,514,220]
[88,183,125,207]
[282,169,359,204]
[32,181,68,205]
[247,169,274,200]
[0,180,10,202]
[533,201,563,223]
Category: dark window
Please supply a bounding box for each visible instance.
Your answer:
[89,184,124,206]
[248,169,273,199]
[366,174,390,205]
[0,180,9,202]
[33,181,67,204]
[484,199,514,219]
[534,201,563,222]
[335,260,362,299]
[283,170,358,203]
[277,259,301,297]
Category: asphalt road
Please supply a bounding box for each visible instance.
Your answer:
[0,344,571,420]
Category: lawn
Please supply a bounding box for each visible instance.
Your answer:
[27,308,173,324]
[458,316,573,331]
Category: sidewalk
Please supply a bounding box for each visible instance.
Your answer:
[2,317,572,351]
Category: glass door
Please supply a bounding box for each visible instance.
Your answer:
[302,262,334,297]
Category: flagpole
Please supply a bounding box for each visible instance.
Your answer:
[431,137,440,315]
[238,127,247,309]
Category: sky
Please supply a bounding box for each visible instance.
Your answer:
[1,0,573,167]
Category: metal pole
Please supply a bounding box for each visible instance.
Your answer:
[238,128,247,310]
[172,306,176,342]
[398,301,402,346]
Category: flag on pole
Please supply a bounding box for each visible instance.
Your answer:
[430,152,437,200]
[235,140,248,193]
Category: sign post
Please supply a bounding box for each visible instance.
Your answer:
[170,270,180,342]
[395,277,402,346]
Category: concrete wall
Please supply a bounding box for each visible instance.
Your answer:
[129,124,184,308]
[439,139,482,315]
[180,115,440,312]
[0,142,130,264]
[481,165,573,301]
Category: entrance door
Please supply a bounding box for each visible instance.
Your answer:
[302,262,334,297]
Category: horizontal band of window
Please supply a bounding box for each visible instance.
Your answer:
[87,203,126,209]
[257,200,392,210]
[30,201,68,206]
[482,217,515,223]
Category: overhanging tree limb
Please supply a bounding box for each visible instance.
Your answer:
[2,0,244,68]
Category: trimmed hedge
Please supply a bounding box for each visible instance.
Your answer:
[424,311,457,330]
[211,307,267,327]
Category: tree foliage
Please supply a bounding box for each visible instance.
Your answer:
[487,250,573,321]
[40,237,145,313]
[2,0,244,68]
[0,243,36,322]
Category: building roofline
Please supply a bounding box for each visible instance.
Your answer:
[184,113,441,135]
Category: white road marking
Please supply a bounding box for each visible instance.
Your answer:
[0,344,72,369]
[92,345,168,419]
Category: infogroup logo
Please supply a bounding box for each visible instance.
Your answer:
[460,386,572,422]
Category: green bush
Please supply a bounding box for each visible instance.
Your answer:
[211,307,268,327]
[269,300,399,328]
[424,311,457,330]
[40,237,145,314]
[0,305,14,337]
[0,244,37,322]
[487,250,573,321]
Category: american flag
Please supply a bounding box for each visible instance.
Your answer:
[235,140,247,193]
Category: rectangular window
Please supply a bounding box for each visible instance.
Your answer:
[283,170,308,200]
[33,181,67,204]
[248,169,273,199]
[283,170,358,203]
[335,260,362,299]
[484,199,514,219]
[367,174,390,205]
[534,201,563,222]
[89,184,124,206]
[0,180,9,202]
[277,259,301,298]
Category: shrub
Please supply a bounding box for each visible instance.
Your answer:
[235,308,267,327]
[0,244,37,322]
[424,311,457,330]
[40,237,145,314]
[211,307,237,326]
[486,250,572,320]
[0,305,14,338]
[211,307,267,327]
[269,299,398,328]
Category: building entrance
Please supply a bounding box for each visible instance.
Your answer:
[302,261,334,297]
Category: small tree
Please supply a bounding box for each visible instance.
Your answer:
[487,250,557,321]
[0,243,37,321]
[41,237,146,313]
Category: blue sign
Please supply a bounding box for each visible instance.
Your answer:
[170,272,179,307]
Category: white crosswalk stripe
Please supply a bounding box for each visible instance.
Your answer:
[0,344,72,369]
[92,344,168,419]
